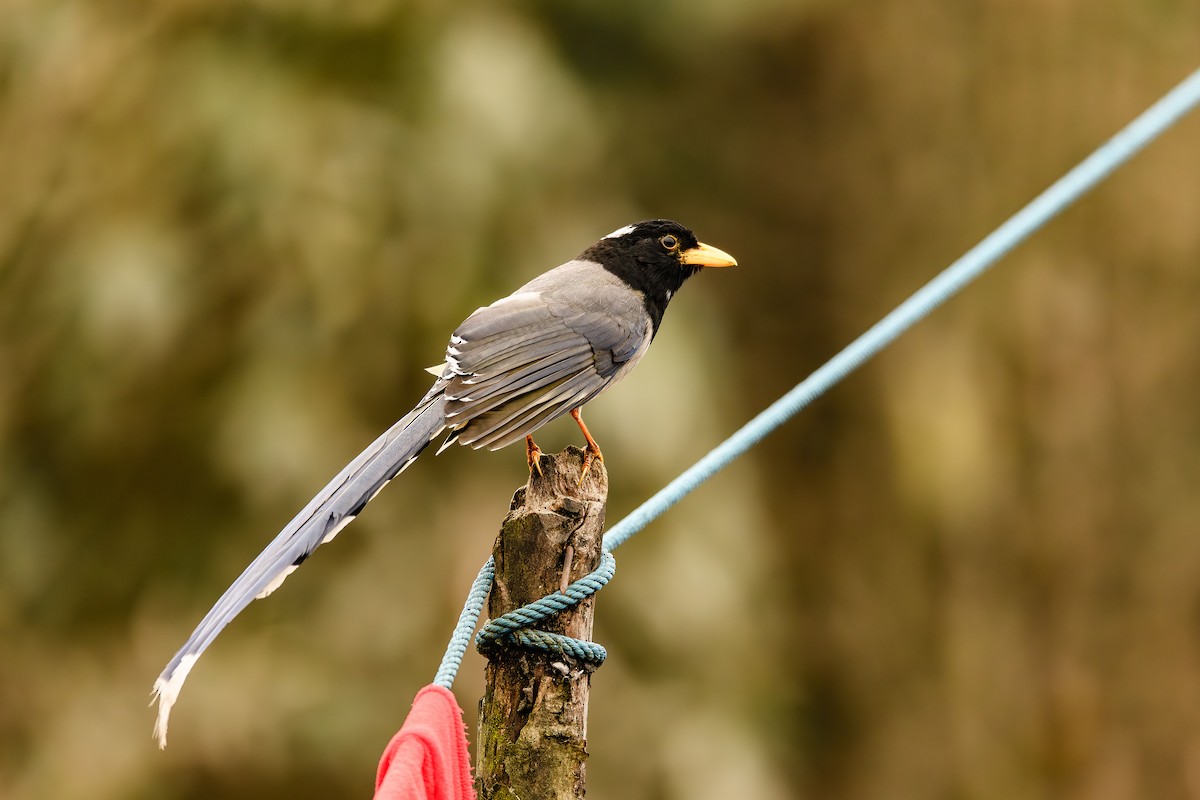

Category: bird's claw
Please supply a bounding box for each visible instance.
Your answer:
[577,445,603,487]
[570,407,604,487]
[526,436,544,478]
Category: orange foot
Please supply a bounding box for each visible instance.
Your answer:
[571,408,604,486]
[526,435,544,478]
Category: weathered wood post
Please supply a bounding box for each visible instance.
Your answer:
[475,446,608,799]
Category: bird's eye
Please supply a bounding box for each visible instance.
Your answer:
[660,235,679,250]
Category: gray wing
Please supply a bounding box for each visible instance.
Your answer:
[442,274,649,451]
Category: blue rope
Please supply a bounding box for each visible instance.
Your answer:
[433,557,494,688]
[475,551,616,665]
[434,66,1200,688]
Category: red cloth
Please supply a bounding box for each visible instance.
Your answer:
[374,684,475,800]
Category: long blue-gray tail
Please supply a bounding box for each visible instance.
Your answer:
[151,391,448,747]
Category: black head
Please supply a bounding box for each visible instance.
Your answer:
[579,219,736,335]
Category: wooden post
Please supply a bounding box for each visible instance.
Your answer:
[475,446,608,799]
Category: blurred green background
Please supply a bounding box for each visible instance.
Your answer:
[3,1,1200,798]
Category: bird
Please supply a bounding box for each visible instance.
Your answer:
[151,219,737,746]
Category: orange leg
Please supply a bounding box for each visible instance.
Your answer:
[525,435,544,477]
[570,408,604,483]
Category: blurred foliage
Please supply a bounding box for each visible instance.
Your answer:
[2,0,1200,798]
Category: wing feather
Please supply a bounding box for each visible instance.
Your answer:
[456,330,583,377]
[458,371,598,450]
[446,343,593,415]
[441,277,650,449]
[472,374,601,450]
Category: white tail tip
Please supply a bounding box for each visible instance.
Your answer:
[150,654,198,749]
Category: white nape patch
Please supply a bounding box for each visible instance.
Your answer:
[665,290,673,301]
[255,565,298,599]
[603,224,637,240]
[152,653,199,748]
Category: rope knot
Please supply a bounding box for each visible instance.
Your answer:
[474,550,616,668]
